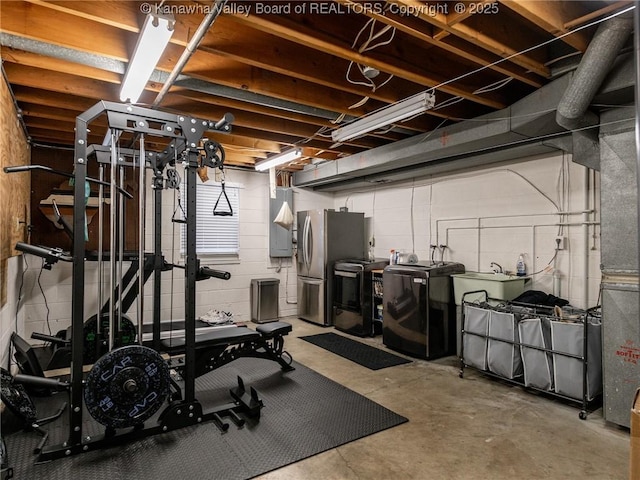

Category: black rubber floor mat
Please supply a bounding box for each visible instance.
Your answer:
[3,358,407,480]
[300,332,412,370]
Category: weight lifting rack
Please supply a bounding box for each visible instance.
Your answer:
[37,101,236,460]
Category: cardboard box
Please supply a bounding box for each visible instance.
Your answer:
[631,388,640,480]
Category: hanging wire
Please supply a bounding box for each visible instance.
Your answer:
[323,4,635,144]
[15,254,29,331]
[473,77,514,94]
[344,16,396,106]
[37,259,52,335]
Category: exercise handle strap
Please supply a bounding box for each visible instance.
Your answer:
[213,181,233,216]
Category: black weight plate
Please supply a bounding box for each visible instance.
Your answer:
[84,345,170,429]
[83,314,137,365]
[0,368,36,425]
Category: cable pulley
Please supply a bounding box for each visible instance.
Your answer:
[165,168,180,190]
[202,140,225,169]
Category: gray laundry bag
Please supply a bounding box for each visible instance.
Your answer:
[519,317,554,390]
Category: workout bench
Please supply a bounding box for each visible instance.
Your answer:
[160,321,294,378]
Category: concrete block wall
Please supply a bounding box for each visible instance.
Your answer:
[144,168,307,324]
[14,151,601,345]
[334,153,601,309]
[16,169,335,341]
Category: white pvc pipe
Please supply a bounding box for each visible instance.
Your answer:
[445,221,601,282]
[435,210,592,246]
[553,270,562,297]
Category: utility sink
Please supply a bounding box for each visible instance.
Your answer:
[452,272,527,305]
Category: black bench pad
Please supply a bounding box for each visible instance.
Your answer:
[161,327,260,353]
[255,321,292,337]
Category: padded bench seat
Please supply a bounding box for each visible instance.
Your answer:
[255,321,292,338]
[161,327,260,354]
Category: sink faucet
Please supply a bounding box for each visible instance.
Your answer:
[490,262,503,273]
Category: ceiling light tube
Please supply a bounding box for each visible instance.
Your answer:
[120,12,175,103]
[255,148,302,171]
[331,91,436,143]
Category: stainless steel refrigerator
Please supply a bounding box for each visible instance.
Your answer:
[297,210,365,326]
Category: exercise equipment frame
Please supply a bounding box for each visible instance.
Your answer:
[38,101,234,461]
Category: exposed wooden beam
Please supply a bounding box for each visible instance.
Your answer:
[563,1,634,30]
[499,0,591,52]
[389,0,551,78]
[1,47,122,85]
[226,13,506,109]
[18,1,464,123]
[333,0,543,88]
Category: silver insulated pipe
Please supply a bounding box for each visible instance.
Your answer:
[556,14,633,131]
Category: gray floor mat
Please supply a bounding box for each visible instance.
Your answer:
[4,358,407,480]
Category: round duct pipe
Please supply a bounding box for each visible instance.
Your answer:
[556,15,633,131]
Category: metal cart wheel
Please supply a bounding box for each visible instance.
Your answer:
[579,410,587,420]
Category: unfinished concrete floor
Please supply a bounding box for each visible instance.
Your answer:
[256,317,630,480]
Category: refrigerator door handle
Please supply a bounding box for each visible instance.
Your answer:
[303,215,311,270]
[306,215,313,270]
[302,215,307,269]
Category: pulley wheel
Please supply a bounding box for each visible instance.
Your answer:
[202,140,225,168]
[84,345,170,429]
[83,314,137,365]
[0,368,37,425]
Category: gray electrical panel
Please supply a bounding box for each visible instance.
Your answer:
[269,187,293,257]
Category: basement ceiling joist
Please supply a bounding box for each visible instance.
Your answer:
[0,0,632,171]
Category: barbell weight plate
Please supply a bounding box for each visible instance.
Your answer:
[0,368,37,425]
[83,314,137,365]
[84,345,170,429]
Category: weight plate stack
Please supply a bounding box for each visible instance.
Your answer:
[84,345,170,429]
[0,368,37,425]
[83,314,137,365]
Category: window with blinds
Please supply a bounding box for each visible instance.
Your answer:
[180,182,240,256]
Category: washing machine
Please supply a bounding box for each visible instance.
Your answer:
[382,262,465,359]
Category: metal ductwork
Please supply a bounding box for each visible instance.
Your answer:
[556,15,633,170]
[556,15,633,130]
[294,75,574,191]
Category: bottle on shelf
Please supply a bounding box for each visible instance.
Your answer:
[516,253,527,277]
[390,249,396,265]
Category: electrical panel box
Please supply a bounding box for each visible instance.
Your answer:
[269,187,293,257]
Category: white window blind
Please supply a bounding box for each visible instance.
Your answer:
[180,181,240,255]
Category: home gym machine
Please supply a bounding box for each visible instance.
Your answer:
[4,101,294,461]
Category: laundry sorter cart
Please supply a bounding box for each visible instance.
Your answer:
[458,290,602,420]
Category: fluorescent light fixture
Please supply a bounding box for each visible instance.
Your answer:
[255,148,302,171]
[120,12,175,103]
[331,91,436,143]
